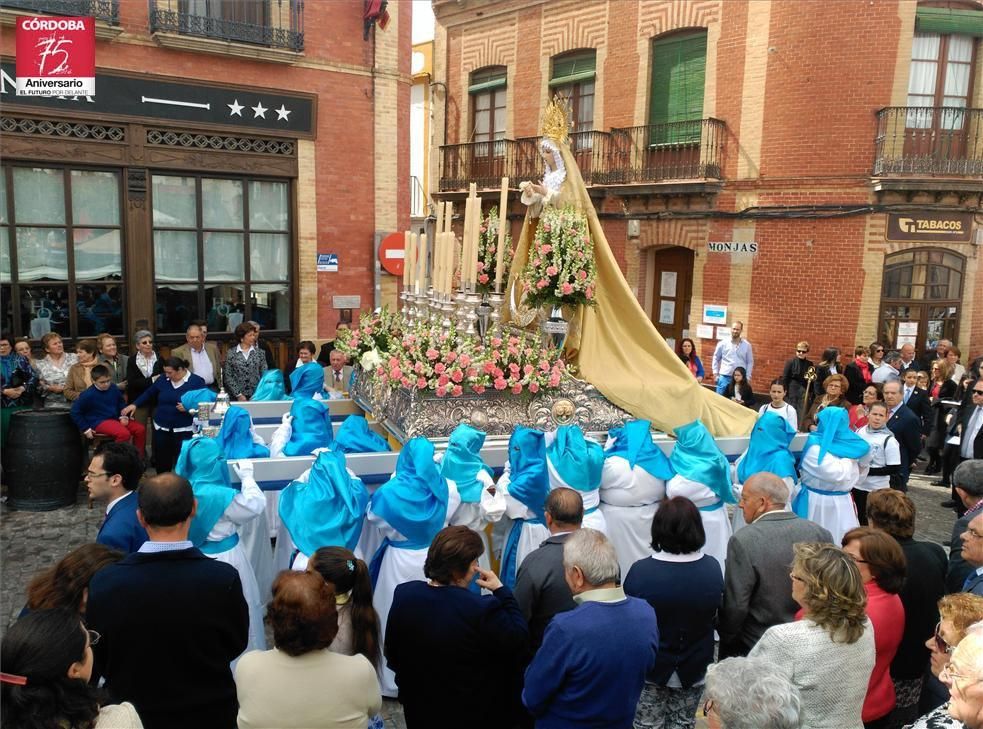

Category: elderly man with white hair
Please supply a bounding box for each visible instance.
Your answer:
[703,656,803,729]
[522,528,658,729]
[940,622,983,729]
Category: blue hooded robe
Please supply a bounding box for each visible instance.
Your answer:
[282,398,333,456]
[333,415,391,454]
[251,369,286,401]
[175,437,237,555]
[500,426,550,588]
[440,423,493,504]
[217,406,271,460]
[288,362,326,400]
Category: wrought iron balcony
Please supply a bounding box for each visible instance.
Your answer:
[149,0,304,52]
[873,107,983,177]
[1,0,119,24]
[608,119,725,183]
[439,139,520,191]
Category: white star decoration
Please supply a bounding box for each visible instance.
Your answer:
[251,102,267,119]
[227,99,244,116]
[275,105,291,121]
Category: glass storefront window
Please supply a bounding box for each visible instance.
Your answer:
[151,174,291,333]
[3,165,125,339]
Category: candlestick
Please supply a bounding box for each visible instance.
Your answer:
[495,177,508,291]
[488,290,505,335]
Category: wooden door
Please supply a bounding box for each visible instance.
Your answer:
[649,246,694,353]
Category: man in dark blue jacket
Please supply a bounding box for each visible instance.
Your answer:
[87,473,248,729]
[884,381,923,490]
[87,440,148,553]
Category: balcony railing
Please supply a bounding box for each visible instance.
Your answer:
[609,119,725,183]
[438,119,725,192]
[1,0,119,24]
[149,0,304,52]
[873,107,983,177]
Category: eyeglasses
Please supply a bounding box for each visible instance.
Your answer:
[875,349,884,353]
[965,528,983,540]
[796,350,807,354]
[973,390,983,396]
[940,662,981,688]
[84,470,110,479]
[845,553,868,564]
[87,629,101,647]
[934,622,953,654]
[703,699,715,717]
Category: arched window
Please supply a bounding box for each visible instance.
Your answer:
[879,248,964,353]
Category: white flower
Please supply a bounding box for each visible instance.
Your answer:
[361,349,383,371]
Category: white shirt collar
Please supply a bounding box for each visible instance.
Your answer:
[237,344,254,356]
[105,489,134,516]
[976,566,983,578]
[573,586,626,605]
[138,540,194,553]
[651,549,704,563]
[752,508,787,524]
[169,371,192,388]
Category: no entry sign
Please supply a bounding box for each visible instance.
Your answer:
[378,232,406,276]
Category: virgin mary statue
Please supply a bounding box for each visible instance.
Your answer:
[505,100,755,437]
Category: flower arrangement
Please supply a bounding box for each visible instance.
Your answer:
[373,323,566,398]
[335,307,404,370]
[476,207,512,293]
[520,204,597,310]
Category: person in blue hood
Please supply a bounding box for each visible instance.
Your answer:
[334,415,391,454]
[270,398,333,457]
[251,368,285,401]
[175,436,267,652]
[498,426,551,589]
[599,420,674,578]
[666,420,735,577]
[545,425,607,534]
[731,411,798,532]
[287,361,327,400]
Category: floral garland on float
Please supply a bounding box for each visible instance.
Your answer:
[339,318,566,399]
[335,307,404,371]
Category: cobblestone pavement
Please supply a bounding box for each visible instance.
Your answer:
[0,470,959,729]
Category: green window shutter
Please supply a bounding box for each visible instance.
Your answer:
[550,50,597,87]
[916,7,983,37]
[469,67,507,94]
[649,31,707,144]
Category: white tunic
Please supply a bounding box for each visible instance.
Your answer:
[446,470,506,572]
[757,402,800,432]
[365,481,461,698]
[599,453,666,580]
[497,467,550,573]
[665,474,731,577]
[797,446,869,545]
[204,474,267,653]
[854,426,901,493]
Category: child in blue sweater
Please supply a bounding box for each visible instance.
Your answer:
[71,364,146,456]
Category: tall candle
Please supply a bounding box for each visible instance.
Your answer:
[495,177,508,291]
[443,201,453,236]
[442,232,452,295]
[408,234,417,295]
[403,230,411,288]
[462,196,473,292]
[418,233,428,295]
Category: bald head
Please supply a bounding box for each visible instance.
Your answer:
[744,472,790,506]
[137,472,195,529]
[545,487,584,532]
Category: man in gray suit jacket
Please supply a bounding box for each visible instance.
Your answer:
[513,487,583,650]
[720,472,833,657]
[946,460,983,593]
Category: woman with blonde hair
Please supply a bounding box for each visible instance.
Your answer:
[938,624,983,729]
[802,373,850,433]
[749,542,874,729]
[64,339,100,401]
[926,359,957,476]
[782,340,813,413]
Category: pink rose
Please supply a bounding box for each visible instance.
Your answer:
[585,286,594,299]
[543,223,551,232]
[400,376,411,387]
[466,367,478,378]
[436,386,447,397]
[390,367,403,380]
[561,282,574,295]
[540,360,551,372]
[531,258,541,267]
[459,354,471,368]
[541,244,552,254]
[376,365,386,377]
[434,362,446,374]
[450,369,463,383]
[549,373,561,387]
[509,362,520,374]
[417,377,427,389]
[493,367,504,379]
[511,383,523,395]
[523,364,534,376]
[388,357,398,368]
[414,362,424,374]
[494,377,508,391]
[537,279,549,289]
[478,274,489,284]
[578,269,588,280]
[451,385,463,397]
[473,385,486,395]
[483,362,496,375]
[529,381,540,393]
[437,374,450,387]
[477,261,485,272]
[426,348,439,361]
[491,338,503,347]
[547,266,558,276]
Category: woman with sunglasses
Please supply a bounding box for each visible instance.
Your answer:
[907,594,983,728]
[840,527,906,729]
[1,608,143,729]
[748,542,874,729]
[782,341,813,413]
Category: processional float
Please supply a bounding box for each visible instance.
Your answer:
[346,100,756,442]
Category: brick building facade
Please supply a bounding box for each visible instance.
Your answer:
[0,0,412,359]
[430,0,983,385]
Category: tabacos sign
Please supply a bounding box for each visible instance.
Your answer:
[15,16,95,97]
[887,212,973,243]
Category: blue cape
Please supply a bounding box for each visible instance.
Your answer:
[251,369,285,401]
[804,407,870,464]
[670,420,735,504]
[605,420,675,480]
[217,407,270,460]
[440,423,493,503]
[180,388,216,413]
[333,415,391,454]
[279,448,368,554]
[737,412,798,483]
[546,425,603,491]
[283,398,333,456]
[289,362,326,400]
[370,437,448,547]
[175,437,236,548]
[505,426,550,521]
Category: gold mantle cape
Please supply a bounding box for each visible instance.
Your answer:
[505,141,755,437]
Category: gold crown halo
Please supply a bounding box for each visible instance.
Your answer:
[541,97,571,144]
